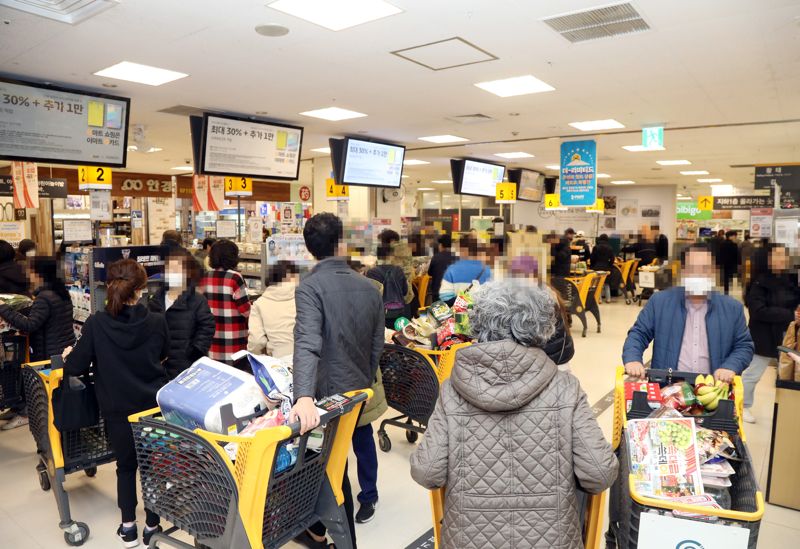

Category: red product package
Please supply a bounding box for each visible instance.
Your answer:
[436,317,456,346]
[625,382,663,408]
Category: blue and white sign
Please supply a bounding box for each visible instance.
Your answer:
[642,126,664,149]
[560,140,597,207]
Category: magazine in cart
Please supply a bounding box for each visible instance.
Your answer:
[626,417,703,498]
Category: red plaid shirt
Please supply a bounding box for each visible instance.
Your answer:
[200,269,250,364]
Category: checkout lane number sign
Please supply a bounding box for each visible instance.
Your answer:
[78,165,113,190]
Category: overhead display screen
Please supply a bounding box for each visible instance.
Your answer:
[341,138,405,188]
[458,159,506,197]
[201,113,303,180]
[0,77,130,167]
[515,169,544,202]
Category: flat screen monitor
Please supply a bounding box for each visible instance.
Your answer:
[509,169,544,202]
[329,138,346,185]
[341,138,405,188]
[452,159,506,198]
[0,77,130,167]
[200,113,303,180]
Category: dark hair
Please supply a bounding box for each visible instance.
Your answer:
[598,234,609,242]
[161,230,182,247]
[459,236,479,256]
[725,230,738,238]
[30,257,69,300]
[265,260,299,287]
[167,249,203,286]
[680,243,712,267]
[202,238,216,250]
[378,229,400,246]
[525,225,537,233]
[0,240,15,263]
[438,234,452,248]
[17,239,36,256]
[376,242,392,260]
[106,259,147,317]
[209,240,240,271]
[303,213,343,260]
[565,228,575,235]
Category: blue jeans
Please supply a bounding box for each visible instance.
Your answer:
[352,423,379,504]
[742,354,774,408]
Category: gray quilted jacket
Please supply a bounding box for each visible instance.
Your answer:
[410,341,617,549]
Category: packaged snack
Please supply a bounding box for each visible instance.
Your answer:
[695,427,733,463]
[236,352,294,415]
[454,312,470,336]
[661,382,697,412]
[436,317,456,346]
[625,382,663,410]
[452,291,474,314]
[429,300,453,324]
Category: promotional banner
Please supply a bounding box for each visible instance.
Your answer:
[713,195,774,210]
[147,197,176,245]
[92,246,164,281]
[559,140,597,207]
[749,208,773,238]
[0,221,25,246]
[10,161,39,209]
[676,201,712,221]
[755,164,800,190]
[192,174,225,211]
[0,176,66,198]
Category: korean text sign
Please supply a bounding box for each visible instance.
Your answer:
[560,140,597,207]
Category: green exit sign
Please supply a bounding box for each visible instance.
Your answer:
[642,126,664,149]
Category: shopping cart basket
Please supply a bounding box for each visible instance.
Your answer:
[21,360,116,546]
[607,366,762,549]
[416,341,472,383]
[0,333,27,409]
[129,390,370,549]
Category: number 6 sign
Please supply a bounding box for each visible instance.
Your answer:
[78,165,113,190]
[224,176,253,197]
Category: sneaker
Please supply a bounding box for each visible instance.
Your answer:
[0,409,16,421]
[142,525,162,546]
[116,524,139,548]
[355,500,378,524]
[742,408,756,424]
[1,415,28,430]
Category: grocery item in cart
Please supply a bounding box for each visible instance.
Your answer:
[236,351,294,415]
[695,427,733,464]
[157,357,268,434]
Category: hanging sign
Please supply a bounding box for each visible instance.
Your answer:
[0,176,66,199]
[544,193,561,209]
[224,176,253,197]
[697,195,713,211]
[78,165,113,191]
[326,178,349,201]
[713,195,773,210]
[89,189,112,221]
[559,140,597,207]
[677,201,712,220]
[495,182,517,204]
[192,174,225,211]
[755,164,800,190]
[642,126,664,149]
[10,161,39,208]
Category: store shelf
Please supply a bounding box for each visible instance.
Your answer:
[240,254,262,261]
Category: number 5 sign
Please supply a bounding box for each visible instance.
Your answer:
[224,176,252,197]
[78,165,113,190]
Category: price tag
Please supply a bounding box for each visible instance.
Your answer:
[78,165,113,190]
[544,193,560,209]
[224,176,253,197]
[326,178,349,201]
[697,195,713,211]
[495,182,517,204]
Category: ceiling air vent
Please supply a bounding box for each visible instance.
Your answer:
[158,105,209,117]
[0,0,119,24]
[541,2,650,43]
[446,113,495,125]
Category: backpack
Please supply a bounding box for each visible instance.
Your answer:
[368,264,406,318]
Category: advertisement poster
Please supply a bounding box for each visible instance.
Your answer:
[0,221,25,246]
[637,513,749,549]
[192,174,225,211]
[89,189,112,221]
[265,234,313,265]
[247,217,263,243]
[216,219,237,239]
[627,418,703,498]
[559,140,597,207]
[10,161,39,209]
[641,205,661,219]
[677,201,712,221]
[62,219,93,243]
[774,217,799,249]
[603,195,617,216]
[617,198,640,230]
[92,246,164,281]
[749,208,773,238]
[147,197,175,245]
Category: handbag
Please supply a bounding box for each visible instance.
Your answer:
[51,373,100,432]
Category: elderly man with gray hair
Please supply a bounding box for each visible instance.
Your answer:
[410,279,617,549]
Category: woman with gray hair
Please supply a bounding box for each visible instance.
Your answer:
[410,279,617,549]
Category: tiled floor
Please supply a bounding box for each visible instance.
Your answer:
[1,297,797,548]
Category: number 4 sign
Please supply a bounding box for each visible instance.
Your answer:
[224,176,253,197]
[78,165,113,190]
[326,178,349,201]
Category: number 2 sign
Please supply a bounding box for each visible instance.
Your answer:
[224,176,252,197]
[78,165,113,190]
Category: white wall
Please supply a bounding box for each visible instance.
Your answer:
[604,185,677,254]
[311,157,370,220]
[512,201,600,235]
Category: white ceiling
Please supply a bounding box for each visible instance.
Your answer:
[1,0,799,197]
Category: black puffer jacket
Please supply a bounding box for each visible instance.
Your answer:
[148,286,216,379]
[0,262,30,296]
[543,309,575,365]
[0,289,75,361]
[589,241,615,271]
[746,272,800,358]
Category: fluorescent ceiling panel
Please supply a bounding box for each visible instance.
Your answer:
[699,178,723,183]
[570,119,624,131]
[418,135,468,144]
[611,180,635,185]
[267,0,402,31]
[310,147,331,154]
[597,173,610,178]
[545,165,560,170]
[431,180,452,184]
[475,75,555,97]
[656,160,691,166]
[404,159,430,165]
[94,61,188,86]
[171,166,193,171]
[299,107,367,121]
[391,37,497,71]
[622,144,665,152]
[494,152,534,159]
[681,170,709,175]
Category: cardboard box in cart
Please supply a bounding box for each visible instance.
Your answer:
[767,379,800,511]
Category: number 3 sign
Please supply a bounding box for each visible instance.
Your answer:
[78,165,113,190]
[224,176,252,197]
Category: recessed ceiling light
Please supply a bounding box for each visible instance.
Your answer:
[311,147,331,154]
[418,135,469,144]
[145,147,163,153]
[656,160,691,166]
[569,119,625,131]
[255,23,290,37]
[597,173,611,178]
[545,165,560,170]
[494,152,534,159]
[299,107,367,121]
[268,0,402,31]
[681,170,709,175]
[474,75,555,97]
[127,145,138,152]
[94,61,188,86]
[417,187,435,191]
[401,175,409,178]
[698,178,723,183]
[611,180,635,185]
[622,144,665,152]
[171,166,193,171]
[404,159,430,166]
[431,180,452,184]
[677,196,692,201]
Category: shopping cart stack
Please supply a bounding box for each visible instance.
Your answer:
[0,334,26,409]
[129,390,370,549]
[21,361,115,547]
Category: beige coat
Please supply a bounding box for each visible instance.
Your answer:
[247,282,296,358]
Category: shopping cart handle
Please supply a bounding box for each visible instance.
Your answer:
[286,391,370,437]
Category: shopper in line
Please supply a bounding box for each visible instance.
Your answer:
[590,234,616,302]
[148,249,215,379]
[377,229,415,306]
[719,230,740,295]
[63,259,169,547]
[573,230,591,262]
[160,229,183,250]
[15,238,37,262]
[439,236,491,305]
[200,240,250,366]
[290,213,384,549]
[194,237,215,271]
[0,240,30,296]
[367,241,409,329]
[623,243,754,382]
[427,234,457,302]
[0,257,75,430]
[742,243,800,423]
[656,230,669,262]
[410,280,617,549]
[551,231,575,277]
[247,261,299,358]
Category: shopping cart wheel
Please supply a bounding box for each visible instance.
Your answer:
[37,467,50,491]
[64,522,89,546]
[84,467,97,478]
[405,430,418,443]
[378,430,391,452]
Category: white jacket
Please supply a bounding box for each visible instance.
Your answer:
[247,282,296,358]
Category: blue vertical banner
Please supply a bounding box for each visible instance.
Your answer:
[559,140,597,207]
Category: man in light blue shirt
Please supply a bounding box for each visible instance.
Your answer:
[439,236,491,304]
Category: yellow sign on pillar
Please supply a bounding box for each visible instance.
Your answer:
[587,198,605,213]
[495,182,517,204]
[544,193,560,209]
[325,178,349,200]
[78,165,113,190]
[697,195,713,211]
[224,176,253,197]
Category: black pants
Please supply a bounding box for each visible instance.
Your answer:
[308,463,356,548]
[723,268,736,295]
[106,416,160,526]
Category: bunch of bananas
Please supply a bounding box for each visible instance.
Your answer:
[694,374,730,411]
